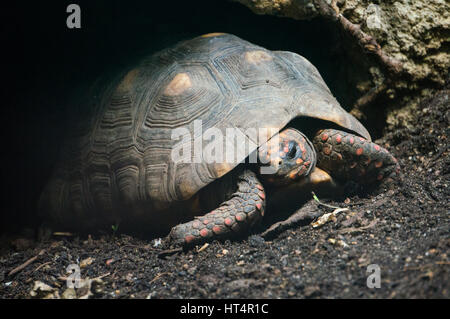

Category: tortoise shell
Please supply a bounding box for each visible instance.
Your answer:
[41,33,369,225]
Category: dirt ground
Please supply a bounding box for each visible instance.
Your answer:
[0,86,448,299]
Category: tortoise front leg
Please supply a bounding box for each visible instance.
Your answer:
[313,129,400,184]
[167,170,266,247]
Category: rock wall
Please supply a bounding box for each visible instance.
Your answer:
[234,0,449,130]
[341,0,449,85]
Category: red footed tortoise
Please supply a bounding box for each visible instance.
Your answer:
[40,33,399,246]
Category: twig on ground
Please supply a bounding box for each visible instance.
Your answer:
[338,219,378,234]
[52,232,73,237]
[8,249,46,277]
[197,243,209,253]
[311,207,349,228]
[32,261,51,273]
[58,272,110,282]
[157,247,183,258]
[261,200,323,239]
[93,272,111,280]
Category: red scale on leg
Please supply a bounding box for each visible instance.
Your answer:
[185,235,195,244]
[224,217,233,227]
[212,225,225,235]
[200,228,210,237]
[356,148,364,156]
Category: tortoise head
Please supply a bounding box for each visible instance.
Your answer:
[258,128,316,186]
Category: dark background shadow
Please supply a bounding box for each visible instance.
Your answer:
[1,0,367,235]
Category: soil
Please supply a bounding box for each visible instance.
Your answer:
[0,87,448,299]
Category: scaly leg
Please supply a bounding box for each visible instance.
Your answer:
[167,170,266,247]
[313,129,400,184]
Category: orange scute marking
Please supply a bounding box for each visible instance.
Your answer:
[245,50,273,64]
[164,73,192,96]
[200,32,225,38]
[356,148,363,156]
[200,229,209,237]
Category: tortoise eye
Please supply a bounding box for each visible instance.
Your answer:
[286,143,297,159]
